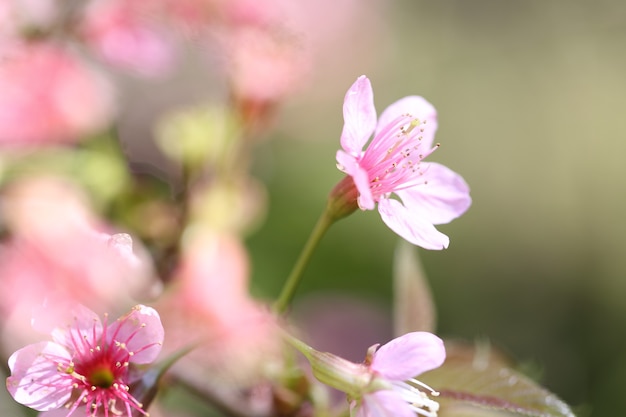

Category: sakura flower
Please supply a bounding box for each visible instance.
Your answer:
[351,332,445,417]
[335,75,471,249]
[5,302,164,417]
[0,177,160,353]
[292,332,445,417]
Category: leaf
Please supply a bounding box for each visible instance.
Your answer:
[421,341,577,417]
[392,241,436,336]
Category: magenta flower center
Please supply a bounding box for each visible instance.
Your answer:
[361,114,438,201]
[49,311,158,416]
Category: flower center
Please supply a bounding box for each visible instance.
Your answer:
[88,365,115,388]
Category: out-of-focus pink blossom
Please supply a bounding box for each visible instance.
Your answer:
[226,24,310,106]
[0,43,115,146]
[156,230,281,391]
[336,75,471,249]
[0,177,159,353]
[81,0,176,77]
[6,302,163,417]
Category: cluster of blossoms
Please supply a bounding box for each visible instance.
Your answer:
[0,2,582,417]
[0,0,313,145]
[1,70,473,417]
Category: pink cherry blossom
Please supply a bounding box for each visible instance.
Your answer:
[0,177,160,353]
[0,43,115,146]
[336,75,471,249]
[351,332,446,417]
[6,302,164,417]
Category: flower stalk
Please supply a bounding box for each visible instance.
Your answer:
[273,176,360,314]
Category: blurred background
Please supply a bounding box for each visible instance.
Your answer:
[237,1,625,416]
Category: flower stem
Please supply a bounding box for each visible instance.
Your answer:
[273,175,360,314]
[273,208,335,314]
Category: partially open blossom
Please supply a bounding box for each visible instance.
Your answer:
[0,177,159,352]
[335,76,471,249]
[0,43,115,146]
[6,302,164,417]
[291,332,445,417]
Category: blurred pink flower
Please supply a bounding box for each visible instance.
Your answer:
[0,43,115,146]
[352,332,445,417]
[81,0,176,77]
[0,177,159,352]
[6,302,163,417]
[156,230,281,391]
[336,75,471,249]
[226,24,310,105]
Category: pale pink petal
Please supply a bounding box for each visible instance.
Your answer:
[341,75,377,156]
[353,390,416,417]
[337,150,375,210]
[31,300,102,351]
[6,342,73,411]
[396,162,471,225]
[377,199,450,250]
[106,305,164,364]
[371,332,445,380]
[375,96,438,150]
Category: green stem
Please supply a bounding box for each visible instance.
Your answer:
[273,208,335,314]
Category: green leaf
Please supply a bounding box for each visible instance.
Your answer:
[392,241,436,336]
[421,342,577,417]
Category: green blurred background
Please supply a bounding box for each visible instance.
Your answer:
[245,1,626,416]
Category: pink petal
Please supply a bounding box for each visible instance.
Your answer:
[396,162,471,225]
[106,305,164,364]
[375,96,438,150]
[31,299,102,351]
[6,342,73,411]
[340,75,377,156]
[353,391,416,417]
[336,150,375,210]
[371,332,445,381]
[377,198,449,250]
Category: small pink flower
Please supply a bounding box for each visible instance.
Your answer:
[293,331,445,417]
[352,332,445,417]
[336,76,471,249]
[6,302,164,417]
